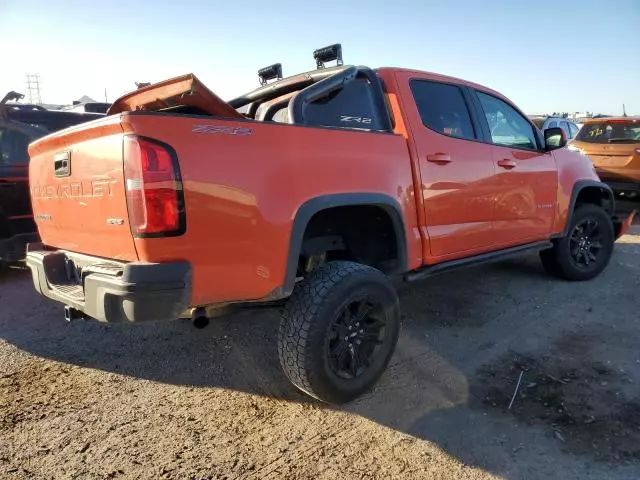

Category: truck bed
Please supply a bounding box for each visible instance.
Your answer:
[28,111,418,306]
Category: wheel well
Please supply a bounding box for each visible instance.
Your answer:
[297,205,401,277]
[575,185,614,214]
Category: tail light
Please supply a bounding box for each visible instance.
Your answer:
[123,136,186,237]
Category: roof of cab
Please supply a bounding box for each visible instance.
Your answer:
[376,67,512,105]
[377,67,501,93]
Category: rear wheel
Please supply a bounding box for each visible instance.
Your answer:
[278,261,400,404]
[540,204,614,281]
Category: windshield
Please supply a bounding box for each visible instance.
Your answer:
[575,120,640,144]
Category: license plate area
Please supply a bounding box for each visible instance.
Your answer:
[40,252,86,302]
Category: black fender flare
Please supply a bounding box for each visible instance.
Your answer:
[281,193,408,295]
[559,180,614,237]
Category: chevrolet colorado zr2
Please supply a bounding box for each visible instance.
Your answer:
[25,45,635,403]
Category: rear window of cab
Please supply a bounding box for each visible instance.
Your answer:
[576,119,640,144]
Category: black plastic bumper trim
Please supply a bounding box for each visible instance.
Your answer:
[26,247,192,323]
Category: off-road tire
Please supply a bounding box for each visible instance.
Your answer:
[278,261,400,404]
[540,204,614,281]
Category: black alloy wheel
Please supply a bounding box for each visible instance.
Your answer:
[327,298,387,380]
[539,203,614,281]
[568,217,604,269]
[278,261,400,404]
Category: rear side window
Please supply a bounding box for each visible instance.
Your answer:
[303,78,383,130]
[410,80,475,140]
[575,120,640,144]
[569,123,579,138]
[0,128,32,166]
[476,92,538,150]
[531,117,545,128]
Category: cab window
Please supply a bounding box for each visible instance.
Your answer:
[476,92,538,150]
[303,78,383,130]
[410,80,476,140]
[569,123,579,138]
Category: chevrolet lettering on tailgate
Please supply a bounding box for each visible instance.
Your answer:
[31,178,117,200]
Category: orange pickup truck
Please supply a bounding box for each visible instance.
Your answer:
[26,45,634,403]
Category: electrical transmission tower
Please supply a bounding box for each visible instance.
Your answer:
[25,74,42,104]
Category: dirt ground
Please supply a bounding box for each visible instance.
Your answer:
[1,220,639,480]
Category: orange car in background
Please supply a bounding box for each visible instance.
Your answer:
[570,116,640,199]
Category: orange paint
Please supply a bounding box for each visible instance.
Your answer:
[28,68,603,308]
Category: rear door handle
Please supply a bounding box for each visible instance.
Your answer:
[426,153,452,165]
[497,159,517,169]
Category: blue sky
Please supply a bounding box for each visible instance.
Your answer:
[0,0,637,115]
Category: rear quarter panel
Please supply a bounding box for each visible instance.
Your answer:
[122,114,421,306]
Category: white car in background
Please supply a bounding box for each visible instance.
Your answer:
[530,116,580,140]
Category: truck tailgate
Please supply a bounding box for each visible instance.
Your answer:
[28,115,138,261]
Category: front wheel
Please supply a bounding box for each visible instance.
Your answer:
[540,204,614,281]
[278,261,400,404]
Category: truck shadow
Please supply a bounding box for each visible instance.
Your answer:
[1,242,639,479]
[2,255,551,394]
[0,261,29,284]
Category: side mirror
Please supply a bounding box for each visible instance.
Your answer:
[544,127,567,150]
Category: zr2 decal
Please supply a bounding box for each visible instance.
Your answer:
[192,125,254,135]
[339,115,372,125]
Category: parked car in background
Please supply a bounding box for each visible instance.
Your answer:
[61,102,111,114]
[530,116,580,140]
[0,93,103,265]
[569,116,640,199]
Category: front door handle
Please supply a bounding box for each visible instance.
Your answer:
[426,153,452,165]
[497,159,517,169]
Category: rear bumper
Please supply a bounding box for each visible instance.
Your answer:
[0,232,39,262]
[596,170,640,194]
[26,244,192,323]
[604,180,640,193]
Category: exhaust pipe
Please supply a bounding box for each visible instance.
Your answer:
[191,307,209,329]
[64,306,85,322]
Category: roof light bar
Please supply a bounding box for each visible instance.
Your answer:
[313,44,343,69]
[258,63,283,85]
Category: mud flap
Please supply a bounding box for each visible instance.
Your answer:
[613,210,636,239]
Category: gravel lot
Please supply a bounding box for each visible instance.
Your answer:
[1,220,639,480]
